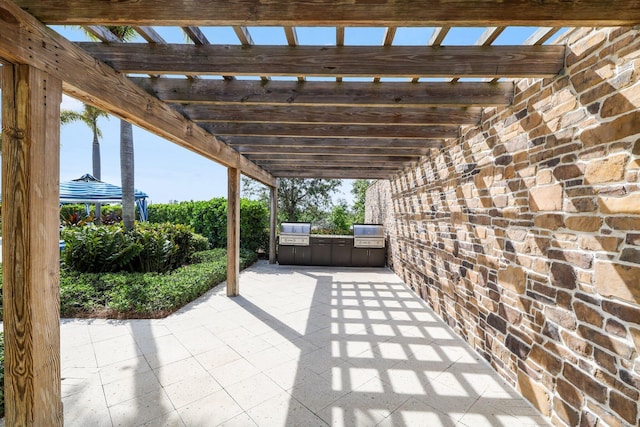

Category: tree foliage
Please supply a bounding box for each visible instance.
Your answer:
[351,179,372,224]
[243,177,342,223]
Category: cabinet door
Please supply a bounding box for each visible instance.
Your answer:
[295,246,312,265]
[352,248,369,267]
[311,242,332,265]
[368,248,386,267]
[278,245,295,265]
[331,243,352,266]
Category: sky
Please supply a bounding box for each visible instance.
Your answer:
[3,25,563,205]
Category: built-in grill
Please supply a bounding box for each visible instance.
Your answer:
[353,224,385,248]
[279,222,311,246]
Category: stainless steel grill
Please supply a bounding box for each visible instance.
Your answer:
[353,224,385,248]
[279,222,311,246]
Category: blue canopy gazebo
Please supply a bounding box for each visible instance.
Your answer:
[60,174,149,221]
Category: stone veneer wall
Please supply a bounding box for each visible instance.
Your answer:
[366,27,640,427]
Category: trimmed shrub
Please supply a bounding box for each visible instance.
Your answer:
[59,249,257,317]
[148,198,269,252]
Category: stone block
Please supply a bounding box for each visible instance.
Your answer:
[529,344,562,376]
[497,265,526,294]
[594,261,640,304]
[553,164,584,181]
[578,324,635,359]
[609,390,638,425]
[584,154,627,184]
[550,262,577,289]
[598,193,640,214]
[553,396,581,427]
[517,370,551,416]
[620,248,640,264]
[530,184,563,211]
[602,300,640,324]
[580,111,640,148]
[565,215,603,232]
[601,84,640,118]
[563,363,607,403]
[605,216,640,230]
[573,300,604,328]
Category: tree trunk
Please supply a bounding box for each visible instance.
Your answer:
[92,126,102,224]
[120,120,135,230]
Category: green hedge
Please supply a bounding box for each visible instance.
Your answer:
[148,198,269,253]
[61,223,207,274]
[60,248,257,317]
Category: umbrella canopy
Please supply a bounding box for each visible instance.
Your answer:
[60,174,149,221]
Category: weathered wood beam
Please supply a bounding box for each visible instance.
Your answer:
[452,26,505,82]
[227,167,240,297]
[254,159,413,167]
[0,0,274,186]
[134,26,166,44]
[270,170,397,179]
[16,0,640,26]
[412,25,450,82]
[79,43,565,78]
[374,27,397,83]
[249,154,419,162]
[180,105,483,125]
[2,64,63,426]
[182,26,210,44]
[202,123,458,139]
[131,78,514,107]
[237,145,431,156]
[524,27,562,45]
[224,137,443,149]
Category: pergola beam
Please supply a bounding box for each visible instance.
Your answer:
[237,146,432,156]
[131,78,515,107]
[15,0,640,26]
[203,123,458,139]
[79,43,565,78]
[179,105,482,126]
[224,137,443,149]
[0,0,274,187]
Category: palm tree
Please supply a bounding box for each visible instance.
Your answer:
[119,120,135,230]
[61,105,109,223]
[81,25,138,230]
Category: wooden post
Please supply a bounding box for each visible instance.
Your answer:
[1,64,63,426]
[227,167,241,296]
[269,182,278,264]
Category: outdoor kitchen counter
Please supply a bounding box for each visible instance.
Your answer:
[279,234,385,267]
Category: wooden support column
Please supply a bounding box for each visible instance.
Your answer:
[227,167,241,296]
[1,64,63,426]
[269,181,278,264]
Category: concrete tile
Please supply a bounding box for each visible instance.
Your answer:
[218,412,259,427]
[377,398,457,427]
[225,372,284,411]
[103,369,162,407]
[93,335,141,367]
[209,357,261,388]
[163,371,222,409]
[140,334,192,369]
[152,357,209,387]
[138,410,186,427]
[195,345,242,371]
[108,388,174,427]
[62,384,111,427]
[98,355,152,385]
[247,392,329,427]
[176,389,244,426]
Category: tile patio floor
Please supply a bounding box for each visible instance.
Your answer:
[56,261,548,426]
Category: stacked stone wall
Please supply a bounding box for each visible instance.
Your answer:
[366,27,640,426]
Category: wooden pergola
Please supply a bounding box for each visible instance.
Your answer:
[0,0,638,424]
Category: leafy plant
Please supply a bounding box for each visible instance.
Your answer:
[61,223,207,273]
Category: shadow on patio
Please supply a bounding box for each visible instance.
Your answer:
[57,261,548,426]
